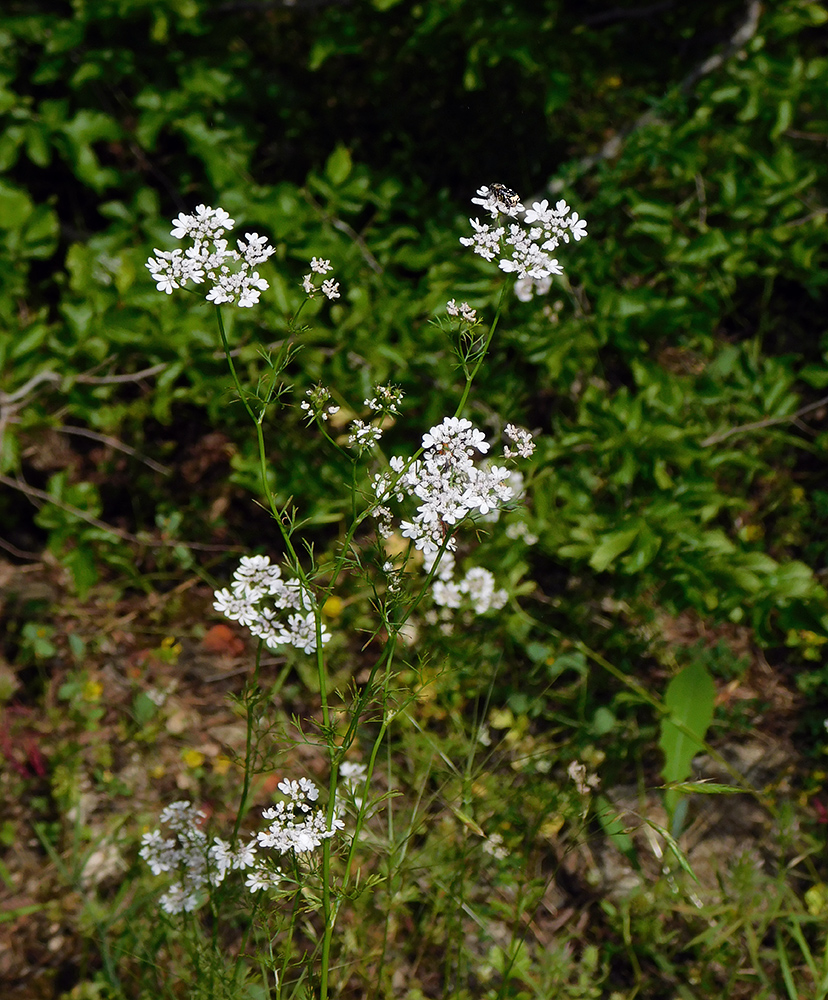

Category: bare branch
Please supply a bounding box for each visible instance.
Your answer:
[302,190,384,275]
[0,535,42,560]
[562,1,764,178]
[0,473,244,553]
[55,425,171,475]
[702,392,828,447]
[75,362,170,385]
[0,371,60,406]
[680,1,763,94]
[0,362,170,406]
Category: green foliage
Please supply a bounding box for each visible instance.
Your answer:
[658,660,717,817]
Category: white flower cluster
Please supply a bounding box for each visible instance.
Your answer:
[432,565,507,615]
[347,384,404,454]
[372,416,535,616]
[382,559,402,595]
[339,761,369,810]
[213,554,330,655]
[257,778,344,854]
[139,778,345,910]
[340,761,367,788]
[139,801,260,914]
[505,521,539,545]
[301,384,341,423]
[514,274,552,302]
[503,423,536,459]
[460,185,587,283]
[481,831,509,860]
[146,205,275,307]
[373,417,513,560]
[446,299,477,323]
[139,801,212,914]
[472,184,524,219]
[567,760,600,796]
[301,257,340,300]
[348,418,383,451]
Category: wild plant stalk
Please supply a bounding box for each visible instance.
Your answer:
[139,186,587,996]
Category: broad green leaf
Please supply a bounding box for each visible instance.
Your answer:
[659,661,716,816]
[589,527,640,572]
[679,230,729,264]
[621,525,662,574]
[0,181,33,229]
[325,145,353,186]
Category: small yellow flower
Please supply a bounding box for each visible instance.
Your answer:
[83,680,103,702]
[739,524,764,542]
[181,749,205,769]
[212,756,232,776]
[805,883,828,916]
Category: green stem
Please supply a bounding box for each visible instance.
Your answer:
[215,306,258,426]
[215,303,336,996]
[231,639,263,845]
[454,281,508,417]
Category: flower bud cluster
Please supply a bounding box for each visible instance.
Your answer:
[213,555,330,655]
[140,778,345,910]
[301,384,341,423]
[346,384,404,454]
[365,383,404,415]
[460,184,587,283]
[446,299,477,323]
[145,205,275,307]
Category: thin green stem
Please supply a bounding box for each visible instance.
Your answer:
[232,639,263,845]
[215,307,258,426]
[454,281,508,417]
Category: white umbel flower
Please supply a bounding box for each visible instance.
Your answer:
[213,555,330,655]
[146,205,275,308]
[460,186,586,286]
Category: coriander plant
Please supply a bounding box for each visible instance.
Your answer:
[136,184,587,998]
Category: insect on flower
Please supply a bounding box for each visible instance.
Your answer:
[489,183,521,210]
